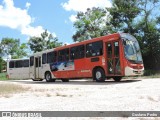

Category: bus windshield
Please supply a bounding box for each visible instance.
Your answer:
[121,33,143,64]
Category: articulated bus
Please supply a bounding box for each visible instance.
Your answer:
[7,33,144,82]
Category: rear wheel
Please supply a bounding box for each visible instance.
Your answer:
[113,76,122,82]
[45,72,55,82]
[94,68,105,82]
[61,79,69,82]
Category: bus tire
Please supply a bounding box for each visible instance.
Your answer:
[61,79,69,82]
[45,72,55,82]
[94,68,105,82]
[113,76,122,82]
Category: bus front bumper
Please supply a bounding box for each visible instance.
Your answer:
[125,66,144,76]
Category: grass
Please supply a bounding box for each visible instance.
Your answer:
[0,83,30,97]
[143,70,160,78]
[0,72,8,80]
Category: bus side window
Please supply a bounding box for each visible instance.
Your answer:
[70,47,76,60]
[9,61,15,68]
[86,41,103,57]
[58,48,69,62]
[70,45,84,60]
[53,51,57,62]
[47,52,53,63]
[15,60,23,68]
[30,56,34,66]
[23,60,29,67]
[42,53,47,64]
[79,45,85,59]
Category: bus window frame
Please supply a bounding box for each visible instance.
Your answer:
[30,56,34,66]
[58,48,69,62]
[70,45,85,60]
[86,40,103,58]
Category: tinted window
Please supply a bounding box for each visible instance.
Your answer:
[42,53,47,64]
[30,56,34,66]
[47,51,57,63]
[86,41,103,57]
[53,51,57,62]
[70,45,84,60]
[114,42,119,57]
[9,61,15,68]
[39,57,41,67]
[58,48,69,62]
[15,60,23,68]
[107,43,112,58]
[35,58,38,67]
[23,60,29,67]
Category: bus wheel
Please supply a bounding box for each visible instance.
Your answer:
[61,79,69,82]
[45,72,55,82]
[94,68,105,82]
[113,76,122,82]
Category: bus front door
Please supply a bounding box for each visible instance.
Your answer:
[35,57,42,79]
[106,41,122,76]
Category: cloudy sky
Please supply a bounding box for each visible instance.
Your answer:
[0,0,111,44]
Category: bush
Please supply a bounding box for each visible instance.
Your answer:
[144,69,160,76]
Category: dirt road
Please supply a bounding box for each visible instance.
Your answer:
[0,78,160,112]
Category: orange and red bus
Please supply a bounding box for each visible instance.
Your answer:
[7,33,144,82]
[29,33,144,82]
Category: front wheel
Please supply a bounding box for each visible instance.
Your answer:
[94,68,105,82]
[45,72,55,82]
[113,76,122,82]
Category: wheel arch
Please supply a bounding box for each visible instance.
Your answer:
[44,71,51,77]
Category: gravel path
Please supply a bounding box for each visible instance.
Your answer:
[0,78,160,119]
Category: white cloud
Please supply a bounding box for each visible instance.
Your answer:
[21,26,44,37]
[62,0,112,12]
[62,0,112,22]
[0,0,49,37]
[25,2,31,9]
[69,15,77,22]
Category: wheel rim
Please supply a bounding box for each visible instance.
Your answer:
[96,71,102,80]
[46,74,50,81]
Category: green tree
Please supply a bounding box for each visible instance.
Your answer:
[108,0,160,70]
[0,58,6,73]
[107,0,140,33]
[28,30,62,53]
[0,38,28,59]
[135,0,160,70]
[73,7,109,42]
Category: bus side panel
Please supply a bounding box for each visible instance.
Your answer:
[85,56,105,77]
[8,68,29,79]
[29,66,34,79]
[72,59,87,78]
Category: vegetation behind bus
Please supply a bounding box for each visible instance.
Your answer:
[28,30,62,53]
[72,0,160,73]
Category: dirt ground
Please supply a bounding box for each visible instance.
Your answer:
[0,78,160,119]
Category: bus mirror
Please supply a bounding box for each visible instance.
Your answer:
[123,41,126,45]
